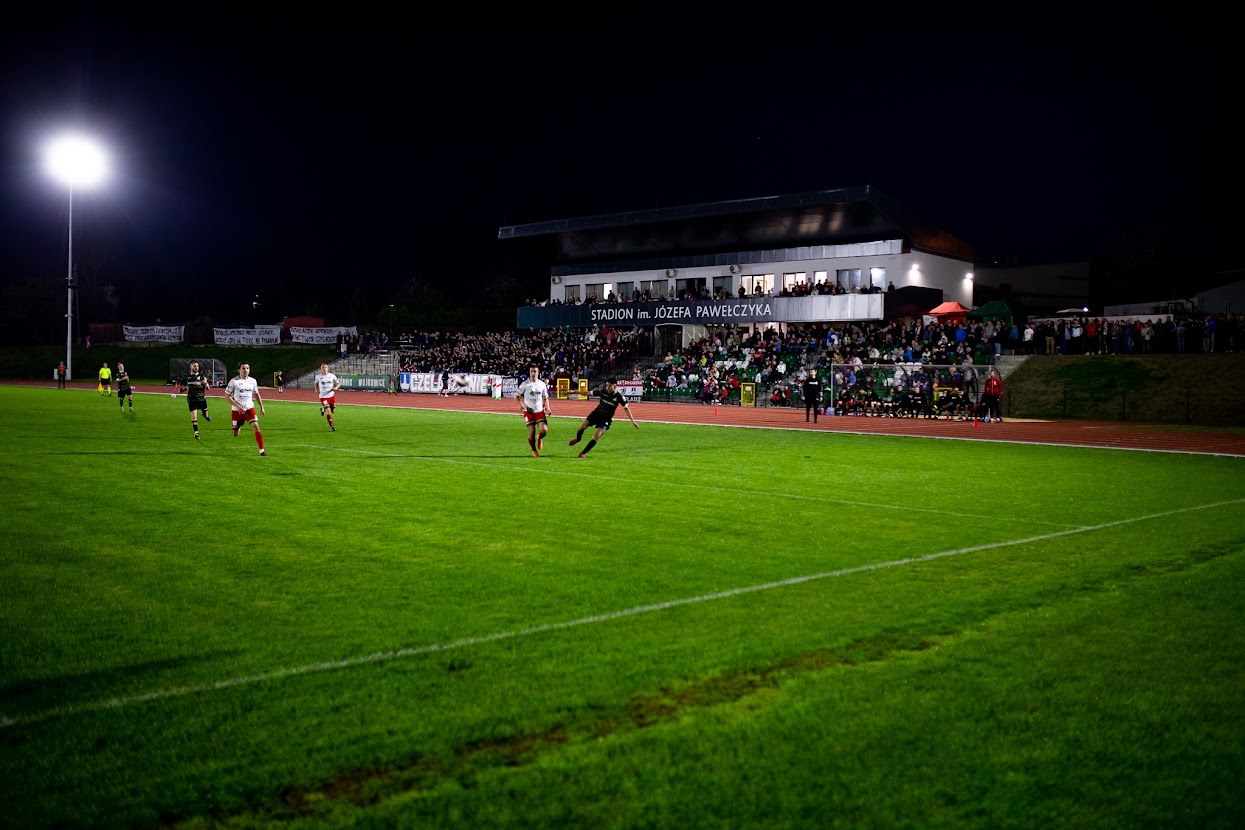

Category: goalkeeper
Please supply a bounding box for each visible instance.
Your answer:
[568,378,639,458]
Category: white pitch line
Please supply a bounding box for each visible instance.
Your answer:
[3,497,1242,731]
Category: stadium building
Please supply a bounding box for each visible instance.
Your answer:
[500,186,1093,345]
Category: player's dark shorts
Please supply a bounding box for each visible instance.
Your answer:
[586,411,614,430]
[118,385,132,397]
[187,397,208,413]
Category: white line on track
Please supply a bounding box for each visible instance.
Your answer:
[3,496,1240,731]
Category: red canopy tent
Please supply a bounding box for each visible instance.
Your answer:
[927,301,971,321]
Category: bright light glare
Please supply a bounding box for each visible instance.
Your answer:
[44,134,109,189]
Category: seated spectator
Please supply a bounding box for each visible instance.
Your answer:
[937,387,969,420]
[699,376,720,404]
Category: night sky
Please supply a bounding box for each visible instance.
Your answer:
[1,13,1236,330]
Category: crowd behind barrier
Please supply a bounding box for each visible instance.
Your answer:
[383,311,1240,406]
[394,327,644,388]
[1023,315,1239,356]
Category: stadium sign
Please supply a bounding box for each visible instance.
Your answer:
[616,380,643,400]
[517,294,883,329]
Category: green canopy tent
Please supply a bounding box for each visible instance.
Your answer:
[966,300,1013,326]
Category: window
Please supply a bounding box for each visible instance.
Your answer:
[564,284,581,303]
[837,268,862,290]
[676,277,707,299]
[870,267,887,290]
[617,281,634,300]
[782,272,808,292]
[746,274,774,295]
[712,276,734,297]
[639,279,666,299]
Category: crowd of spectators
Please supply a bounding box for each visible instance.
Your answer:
[1024,314,1239,355]
[335,330,387,356]
[633,311,1240,409]
[395,325,644,385]
[386,310,1240,408]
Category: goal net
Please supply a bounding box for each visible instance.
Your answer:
[168,358,227,388]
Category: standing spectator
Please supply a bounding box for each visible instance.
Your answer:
[185,360,213,440]
[98,362,112,396]
[962,358,978,397]
[115,362,135,413]
[225,362,267,456]
[1070,319,1085,355]
[56,360,67,389]
[516,365,552,458]
[439,368,451,397]
[982,367,1003,423]
[1022,322,1035,355]
[314,362,342,432]
[275,370,285,394]
[568,378,638,458]
[801,367,824,424]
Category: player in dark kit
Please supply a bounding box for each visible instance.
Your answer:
[185,360,213,439]
[568,378,639,457]
[801,367,824,424]
[115,362,135,412]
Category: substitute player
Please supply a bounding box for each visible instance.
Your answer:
[516,365,551,457]
[568,377,638,458]
[314,362,342,431]
[225,362,267,456]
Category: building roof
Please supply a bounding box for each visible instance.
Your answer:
[497,186,984,268]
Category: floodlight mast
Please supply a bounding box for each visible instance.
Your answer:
[44,134,108,382]
[66,186,74,381]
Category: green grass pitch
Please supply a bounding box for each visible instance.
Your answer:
[1,386,1243,828]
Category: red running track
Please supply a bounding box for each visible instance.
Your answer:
[25,380,1245,457]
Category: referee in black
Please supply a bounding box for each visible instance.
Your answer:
[802,367,824,424]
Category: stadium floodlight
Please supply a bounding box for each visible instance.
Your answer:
[44,133,109,382]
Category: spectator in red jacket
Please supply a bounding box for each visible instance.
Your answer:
[982,368,1004,422]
